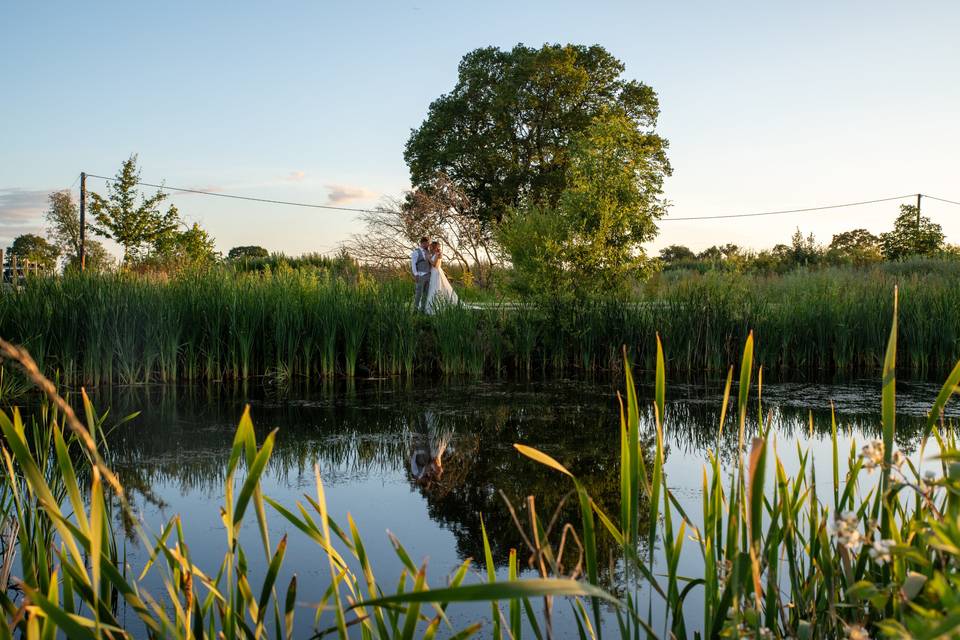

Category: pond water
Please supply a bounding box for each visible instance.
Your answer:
[85,375,956,637]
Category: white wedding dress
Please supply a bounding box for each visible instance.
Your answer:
[424,257,458,315]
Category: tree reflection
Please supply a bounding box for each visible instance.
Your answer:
[86,377,934,582]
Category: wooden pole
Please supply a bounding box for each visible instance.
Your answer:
[10,255,17,285]
[79,172,87,271]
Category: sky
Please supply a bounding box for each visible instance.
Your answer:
[2,0,959,258]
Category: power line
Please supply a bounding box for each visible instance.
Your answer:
[924,194,960,207]
[84,173,387,215]
[662,194,916,221]
[84,172,955,222]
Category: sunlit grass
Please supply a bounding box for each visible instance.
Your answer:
[4,265,960,391]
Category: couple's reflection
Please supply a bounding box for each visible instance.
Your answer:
[408,410,452,488]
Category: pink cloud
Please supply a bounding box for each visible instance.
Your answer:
[325,184,376,205]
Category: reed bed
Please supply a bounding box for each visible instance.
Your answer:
[3,262,960,388]
[1,295,960,637]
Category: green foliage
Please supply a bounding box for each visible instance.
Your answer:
[146,222,220,270]
[0,361,608,639]
[5,233,59,271]
[405,43,669,225]
[514,304,960,638]
[498,110,669,296]
[227,245,269,260]
[88,155,181,264]
[828,228,882,265]
[44,190,113,272]
[228,251,363,286]
[4,300,960,637]
[881,204,946,260]
[658,244,696,263]
[787,227,822,266]
[4,262,960,385]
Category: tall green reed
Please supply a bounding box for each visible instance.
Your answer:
[3,262,960,392]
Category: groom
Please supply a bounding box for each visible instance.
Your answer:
[410,236,431,313]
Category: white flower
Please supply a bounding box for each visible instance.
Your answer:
[891,450,906,469]
[859,440,883,471]
[829,512,863,552]
[717,559,733,583]
[868,539,895,564]
[846,624,871,640]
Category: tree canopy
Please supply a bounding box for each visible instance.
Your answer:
[150,222,220,269]
[227,245,269,260]
[880,205,945,260]
[6,234,60,272]
[497,109,669,295]
[827,228,881,265]
[45,190,112,272]
[658,245,695,264]
[405,43,670,226]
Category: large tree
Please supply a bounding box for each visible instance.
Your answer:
[405,43,670,226]
[89,155,181,264]
[880,205,945,260]
[44,190,112,271]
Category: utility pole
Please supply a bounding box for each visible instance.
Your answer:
[916,193,922,227]
[79,172,86,271]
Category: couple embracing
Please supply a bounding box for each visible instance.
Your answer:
[410,236,459,314]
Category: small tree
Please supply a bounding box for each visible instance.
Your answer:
[880,205,945,260]
[6,234,60,272]
[227,245,269,260]
[89,155,181,264]
[44,190,112,271]
[787,228,822,267]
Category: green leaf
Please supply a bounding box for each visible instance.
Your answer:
[233,429,277,526]
[351,579,620,609]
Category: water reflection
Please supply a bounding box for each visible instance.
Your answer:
[408,411,452,487]
[86,377,947,576]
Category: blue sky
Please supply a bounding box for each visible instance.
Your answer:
[3,1,958,257]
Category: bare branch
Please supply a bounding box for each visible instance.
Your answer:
[340,173,503,284]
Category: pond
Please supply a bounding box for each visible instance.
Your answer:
[85,375,955,637]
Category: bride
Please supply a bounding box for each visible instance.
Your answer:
[425,241,458,314]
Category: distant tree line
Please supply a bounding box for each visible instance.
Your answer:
[657,205,954,274]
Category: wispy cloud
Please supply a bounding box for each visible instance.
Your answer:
[325,184,376,205]
[285,171,307,182]
[0,189,48,244]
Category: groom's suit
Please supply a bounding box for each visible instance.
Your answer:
[411,247,432,312]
